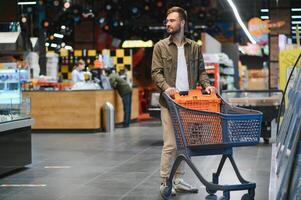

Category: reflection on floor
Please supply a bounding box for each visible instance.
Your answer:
[0,120,271,200]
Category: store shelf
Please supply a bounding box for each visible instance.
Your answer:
[0,118,33,132]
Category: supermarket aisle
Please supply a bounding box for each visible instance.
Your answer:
[0,120,271,200]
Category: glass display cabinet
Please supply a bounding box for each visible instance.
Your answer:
[0,69,32,175]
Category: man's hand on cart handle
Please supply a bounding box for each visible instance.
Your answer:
[205,86,215,94]
[165,87,179,97]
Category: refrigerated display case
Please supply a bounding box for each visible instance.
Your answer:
[0,68,32,175]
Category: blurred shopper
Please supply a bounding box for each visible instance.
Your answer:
[151,6,215,197]
[106,68,132,128]
[72,59,85,82]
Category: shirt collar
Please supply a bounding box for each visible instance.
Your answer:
[167,35,191,46]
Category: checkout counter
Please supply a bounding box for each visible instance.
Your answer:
[23,88,139,130]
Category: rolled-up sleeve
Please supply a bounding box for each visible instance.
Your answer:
[151,43,170,91]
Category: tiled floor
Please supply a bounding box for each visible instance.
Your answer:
[0,120,272,200]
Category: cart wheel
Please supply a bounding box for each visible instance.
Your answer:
[263,138,269,144]
[206,187,217,195]
[241,193,254,200]
[160,185,172,200]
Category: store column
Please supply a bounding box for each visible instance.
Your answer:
[269,1,291,89]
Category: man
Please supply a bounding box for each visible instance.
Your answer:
[106,68,132,128]
[151,6,215,197]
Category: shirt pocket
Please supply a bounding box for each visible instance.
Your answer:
[189,58,199,83]
[162,56,173,74]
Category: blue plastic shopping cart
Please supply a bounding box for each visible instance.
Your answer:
[161,91,263,200]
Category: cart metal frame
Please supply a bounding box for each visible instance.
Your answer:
[161,92,263,200]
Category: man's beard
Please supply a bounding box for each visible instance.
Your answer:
[167,26,181,35]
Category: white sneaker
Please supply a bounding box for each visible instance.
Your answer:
[160,182,174,199]
[171,186,176,196]
[173,178,198,193]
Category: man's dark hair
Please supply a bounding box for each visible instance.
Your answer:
[166,6,187,22]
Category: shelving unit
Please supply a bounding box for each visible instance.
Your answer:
[204,53,235,92]
[205,63,219,89]
[219,63,235,90]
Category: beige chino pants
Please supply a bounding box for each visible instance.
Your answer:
[160,105,185,180]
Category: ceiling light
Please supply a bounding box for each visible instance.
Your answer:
[53,0,60,6]
[291,8,301,12]
[61,25,66,30]
[104,25,110,30]
[292,26,301,30]
[260,16,269,20]
[149,26,165,30]
[226,0,256,44]
[21,16,27,23]
[260,9,269,12]
[106,4,112,11]
[64,2,71,9]
[43,20,49,28]
[292,16,301,19]
[50,43,58,48]
[18,1,37,5]
[65,45,73,50]
[54,33,64,38]
[292,21,301,24]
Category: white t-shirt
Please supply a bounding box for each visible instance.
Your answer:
[72,69,85,82]
[175,46,189,91]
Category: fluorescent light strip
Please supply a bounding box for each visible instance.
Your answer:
[149,26,165,30]
[226,0,256,44]
[292,16,301,19]
[260,9,269,12]
[50,43,57,48]
[260,16,269,20]
[65,45,73,50]
[291,8,301,12]
[18,1,37,5]
[292,21,301,24]
[53,33,64,38]
[292,26,301,30]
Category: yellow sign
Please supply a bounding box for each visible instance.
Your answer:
[279,49,301,90]
[74,50,82,57]
[88,50,96,57]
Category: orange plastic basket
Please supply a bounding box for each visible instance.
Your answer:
[174,89,221,113]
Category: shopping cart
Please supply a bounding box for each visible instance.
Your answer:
[161,91,263,200]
